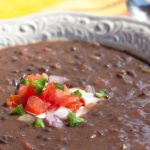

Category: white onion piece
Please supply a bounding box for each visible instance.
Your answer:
[49,75,69,83]
[76,107,88,117]
[85,85,95,94]
[70,88,98,105]
[36,113,46,119]
[44,112,65,128]
[82,92,98,105]
[18,114,35,123]
[54,107,69,120]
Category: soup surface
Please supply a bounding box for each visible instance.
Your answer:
[0,41,149,150]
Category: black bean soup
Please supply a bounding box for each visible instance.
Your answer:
[0,41,150,150]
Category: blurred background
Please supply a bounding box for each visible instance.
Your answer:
[0,0,129,19]
[0,0,150,21]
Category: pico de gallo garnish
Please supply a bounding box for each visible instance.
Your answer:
[6,73,108,128]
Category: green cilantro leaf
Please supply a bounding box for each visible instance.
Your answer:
[20,79,29,85]
[32,78,46,94]
[67,112,84,127]
[11,105,25,116]
[96,90,109,99]
[73,90,82,97]
[54,83,64,91]
[33,118,45,128]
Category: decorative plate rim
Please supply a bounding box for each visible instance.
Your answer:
[1,11,150,25]
[0,11,149,63]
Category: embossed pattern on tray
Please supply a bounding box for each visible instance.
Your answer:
[0,12,149,63]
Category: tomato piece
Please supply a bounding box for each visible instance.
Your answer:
[26,73,48,83]
[42,83,85,111]
[64,85,70,93]
[79,98,85,107]
[6,95,21,108]
[41,83,55,103]
[41,83,69,105]
[59,95,85,112]
[25,96,50,115]
[26,74,35,83]
[17,85,38,106]
[17,85,29,97]
[65,102,79,112]
[60,95,80,106]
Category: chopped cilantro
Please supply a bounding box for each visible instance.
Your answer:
[11,105,25,116]
[20,79,29,85]
[54,83,64,91]
[67,112,84,127]
[33,118,45,128]
[74,90,82,97]
[32,78,46,94]
[96,90,109,99]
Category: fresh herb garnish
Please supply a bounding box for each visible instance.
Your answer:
[73,90,82,97]
[33,118,45,128]
[32,78,46,94]
[67,112,84,127]
[96,90,109,99]
[54,83,64,91]
[11,104,25,115]
[20,79,29,85]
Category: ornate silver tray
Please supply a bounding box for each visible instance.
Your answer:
[0,12,150,63]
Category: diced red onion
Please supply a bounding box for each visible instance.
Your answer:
[44,112,65,128]
[48,75,69,83]
[85,85,95,94]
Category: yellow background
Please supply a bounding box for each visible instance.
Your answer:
[0,0,128,19]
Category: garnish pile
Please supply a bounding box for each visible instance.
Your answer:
[6,73,108,128]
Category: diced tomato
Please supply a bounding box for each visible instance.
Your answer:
[6,95,21,108]
[25,96,50,115]
[79,98,85,107]
[41,83,56,103]
[63,85,70,93]
[26,74,35,83]
[18,85,30,97]
[17,85,38,106]
[6,73,85,113]
[26,73,48,83]
[65,102,79,112]
[60,95,85,112]
[41,83,69,105]
[60,95,80,106]
[41,83,85,111]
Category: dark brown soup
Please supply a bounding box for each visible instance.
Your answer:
[0,41,149,150]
